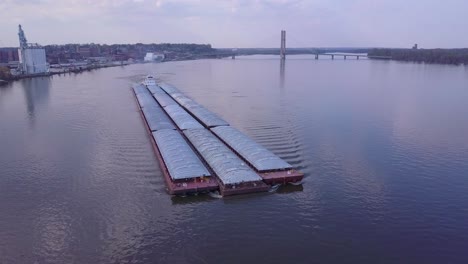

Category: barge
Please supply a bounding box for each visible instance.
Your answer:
[211,126,303,184]
[183,128,269,196]
[157,82,304,184]
[133,79,303,197]
[132,84,218,195]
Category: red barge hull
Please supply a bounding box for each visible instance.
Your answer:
[260,170,304,185]
[220,182,270,196]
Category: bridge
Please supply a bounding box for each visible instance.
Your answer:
[197,31,392,60]
[200,49,391,60]
[314,53,391,60]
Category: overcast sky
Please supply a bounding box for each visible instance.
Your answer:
[0,0,467,48]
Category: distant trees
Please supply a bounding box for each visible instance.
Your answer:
[368,48,468,65]
[43,43,215,62]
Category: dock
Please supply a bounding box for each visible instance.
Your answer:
[133,81,303,196]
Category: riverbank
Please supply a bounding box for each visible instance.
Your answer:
[368,48,468,65]
[1,62,131,84]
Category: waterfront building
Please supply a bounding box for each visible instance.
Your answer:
[144,52,165,62]
[17,25,49,75]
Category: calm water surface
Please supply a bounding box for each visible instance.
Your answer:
[1,56,468,263]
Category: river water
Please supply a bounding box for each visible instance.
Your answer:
[1,55,468,263]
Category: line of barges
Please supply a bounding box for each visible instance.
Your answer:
[133,76,303,196]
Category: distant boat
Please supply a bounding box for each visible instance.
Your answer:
[143,75,156,86]
[144,52,165,63]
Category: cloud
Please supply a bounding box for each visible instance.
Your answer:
[0,0,467,48]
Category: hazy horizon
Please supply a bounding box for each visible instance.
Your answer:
[1,0,467,49]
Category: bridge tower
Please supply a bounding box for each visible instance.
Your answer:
[280,30,286,60]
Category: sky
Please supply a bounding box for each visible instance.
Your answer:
[0,0,467,48]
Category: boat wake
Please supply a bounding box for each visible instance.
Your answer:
[288,181,303,186]
[208,191,223,199]
[268,184,282,193]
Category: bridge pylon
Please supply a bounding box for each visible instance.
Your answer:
[280,30,286,60]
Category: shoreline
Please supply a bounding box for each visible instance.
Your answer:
[1,56,225,84]
[1,63,131,84]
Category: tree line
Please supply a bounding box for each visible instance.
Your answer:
[368,48,468,65]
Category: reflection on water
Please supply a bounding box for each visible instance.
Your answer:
[0,81,14,106]
[20,77,50,125]
[0,57,468,264]
[280,58,286,89]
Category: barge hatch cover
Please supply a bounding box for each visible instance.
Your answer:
[152,130,211,180]
[161,87,229,128]
[211,126,292,172]
[184,105,229,128]
[183,128,262,185]
[153,92,178,107]
[159,83,180,95]
[133,84,149,95]
[164,105,203,130]
[134,88,155,109]
[146,84,178,107]
[174,96,194,108]
[133,86,176,131]
[141,105,176,132]
[146,84,161,95]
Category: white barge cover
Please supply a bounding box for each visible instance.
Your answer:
[153,92,178,107]
[146,84,162,95]
[152,130,211,180]
[153,93,177,107]
[141,105,176,131]
[211,126,292,172]
[164,90,229,128]
[133,86,155,109]
[174,96,195,108]
[164,105,203,130]
[184,128,262,185]
[146,84,178,107]
[185,104,229,128]
[158,83,180,95]
[134,85,175,131]
[134,84,149,95]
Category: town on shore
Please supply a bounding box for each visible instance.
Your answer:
[0,43,217,80]
[2,25,468,84]
[0,25,222,83]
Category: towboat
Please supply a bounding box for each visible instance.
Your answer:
[143,75,157,86]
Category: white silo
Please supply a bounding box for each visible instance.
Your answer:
[17,25,49,75]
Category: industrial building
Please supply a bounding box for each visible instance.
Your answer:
[144,52,165,62]
[17,25,49,75]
